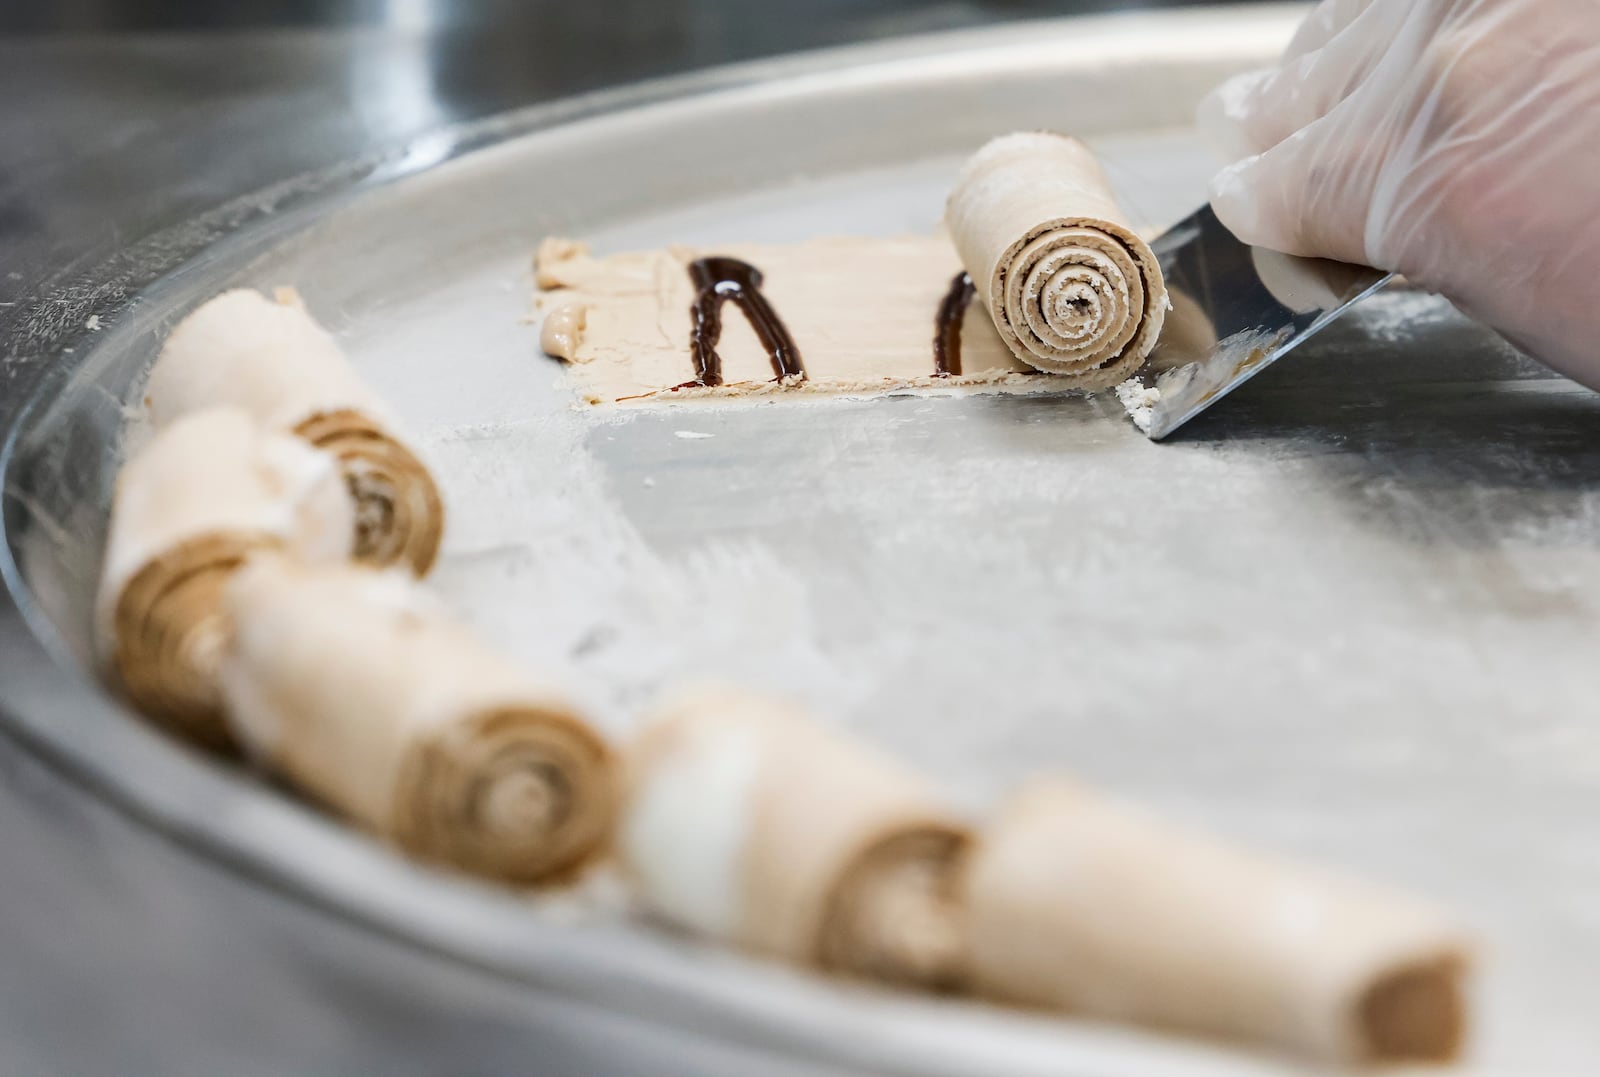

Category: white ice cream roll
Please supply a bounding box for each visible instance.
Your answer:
[145,288,444,575]
[96,407,353,749]
[620,684,972,990]
[946,132,1168,388]
[966,778,1473,1065]
[221,558,617,884]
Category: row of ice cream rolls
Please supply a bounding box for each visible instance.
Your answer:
[97,286,1471,1068]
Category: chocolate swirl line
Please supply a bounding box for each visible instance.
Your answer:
[685,257,805,387]
[934,271,976,377]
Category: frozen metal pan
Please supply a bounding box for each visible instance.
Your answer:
[2,5,1597,1073]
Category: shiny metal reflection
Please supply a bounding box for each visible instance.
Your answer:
[1132,204,1392,440]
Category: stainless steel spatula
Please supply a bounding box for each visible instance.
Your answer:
[1121,204,1392,440]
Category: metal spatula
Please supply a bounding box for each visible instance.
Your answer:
[1120,204,1392,440]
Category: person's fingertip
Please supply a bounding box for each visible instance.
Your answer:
[1207,158,1276,248]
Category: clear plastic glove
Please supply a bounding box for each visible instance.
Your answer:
[1201,0,1600,387]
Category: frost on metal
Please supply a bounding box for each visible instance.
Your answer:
[1117,327,1291,438]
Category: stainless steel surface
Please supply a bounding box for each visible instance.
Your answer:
[1138,204,1392,438]
[0,0,1224,34]
[3,5,1599,1075]
[0,0,1217,312]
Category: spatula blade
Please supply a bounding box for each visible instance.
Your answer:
[1121,204,1392,440]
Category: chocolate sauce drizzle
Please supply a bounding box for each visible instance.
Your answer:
[934,271,976,377]
[680,258,974,388]
[684,257,804,388]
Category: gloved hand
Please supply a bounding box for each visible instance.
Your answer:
[1200,0,1600,388]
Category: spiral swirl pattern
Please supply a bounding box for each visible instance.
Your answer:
[296,409,443,576]
[391,706,617,883]
[817,823,972,991]
[948,132,1168,390]
[1001,226,1150,377]
[113,531,275,751]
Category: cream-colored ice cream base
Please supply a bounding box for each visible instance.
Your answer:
[620,722,761,938]
[220,560,440,764]
[221,558,579,828]
[145,288,393,433]
[95,407,354,665]
[945,132,1167,386]
[967,779,1471,1063]
[534,236,1060,405]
